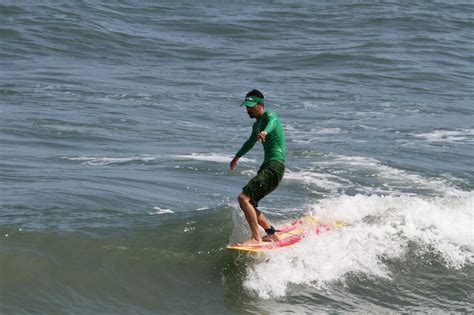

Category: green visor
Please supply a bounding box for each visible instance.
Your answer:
[240,96,264,107]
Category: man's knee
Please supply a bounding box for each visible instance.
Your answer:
[238,192,250,204]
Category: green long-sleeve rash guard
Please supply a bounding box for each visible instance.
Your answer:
[236,110,286,164]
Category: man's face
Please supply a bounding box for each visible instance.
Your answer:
[246,104,262,118]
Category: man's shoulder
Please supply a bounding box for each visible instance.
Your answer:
[263,110,278,118]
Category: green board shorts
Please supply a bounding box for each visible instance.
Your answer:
[242,160,285,207]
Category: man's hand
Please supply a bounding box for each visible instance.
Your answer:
[230,156,239,170]
[257,131,267,143]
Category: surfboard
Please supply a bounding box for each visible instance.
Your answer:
[227,216,345,252]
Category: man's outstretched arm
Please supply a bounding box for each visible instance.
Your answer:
[231,132,257,170]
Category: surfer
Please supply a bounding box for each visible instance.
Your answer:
[230,89,286,245]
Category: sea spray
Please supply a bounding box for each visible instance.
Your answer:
[243,194,474,298]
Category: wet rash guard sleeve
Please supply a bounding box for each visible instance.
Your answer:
[263,111,277,134]
[236,129,257,158]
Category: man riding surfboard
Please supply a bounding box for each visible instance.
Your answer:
[230,89,286,245]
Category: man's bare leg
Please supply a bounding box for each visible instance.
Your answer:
[238,192,262,244]
[239,198,280,242]
[256,209,280,242]
[255,208,271,230]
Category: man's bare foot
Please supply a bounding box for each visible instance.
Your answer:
[262,233,280,242]
[240,238,263,246]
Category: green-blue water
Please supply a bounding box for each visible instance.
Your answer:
[1,1,473,313]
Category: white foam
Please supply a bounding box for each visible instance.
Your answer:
[63,153,255,166]
[413,129,474,143]
[301,101,322,109]
[64,155,159,166]
[357,125,379,130]
[240,170,257,177]
[149,207,174,215]
[311,127,344,135]
[171,153,255,164]
[282,154,466,197]
[284,169,351,193]
[285,124,345,144]
[243,193,474,299]
[316,155,467,196]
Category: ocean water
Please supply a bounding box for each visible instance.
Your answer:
[1,0,473,313]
